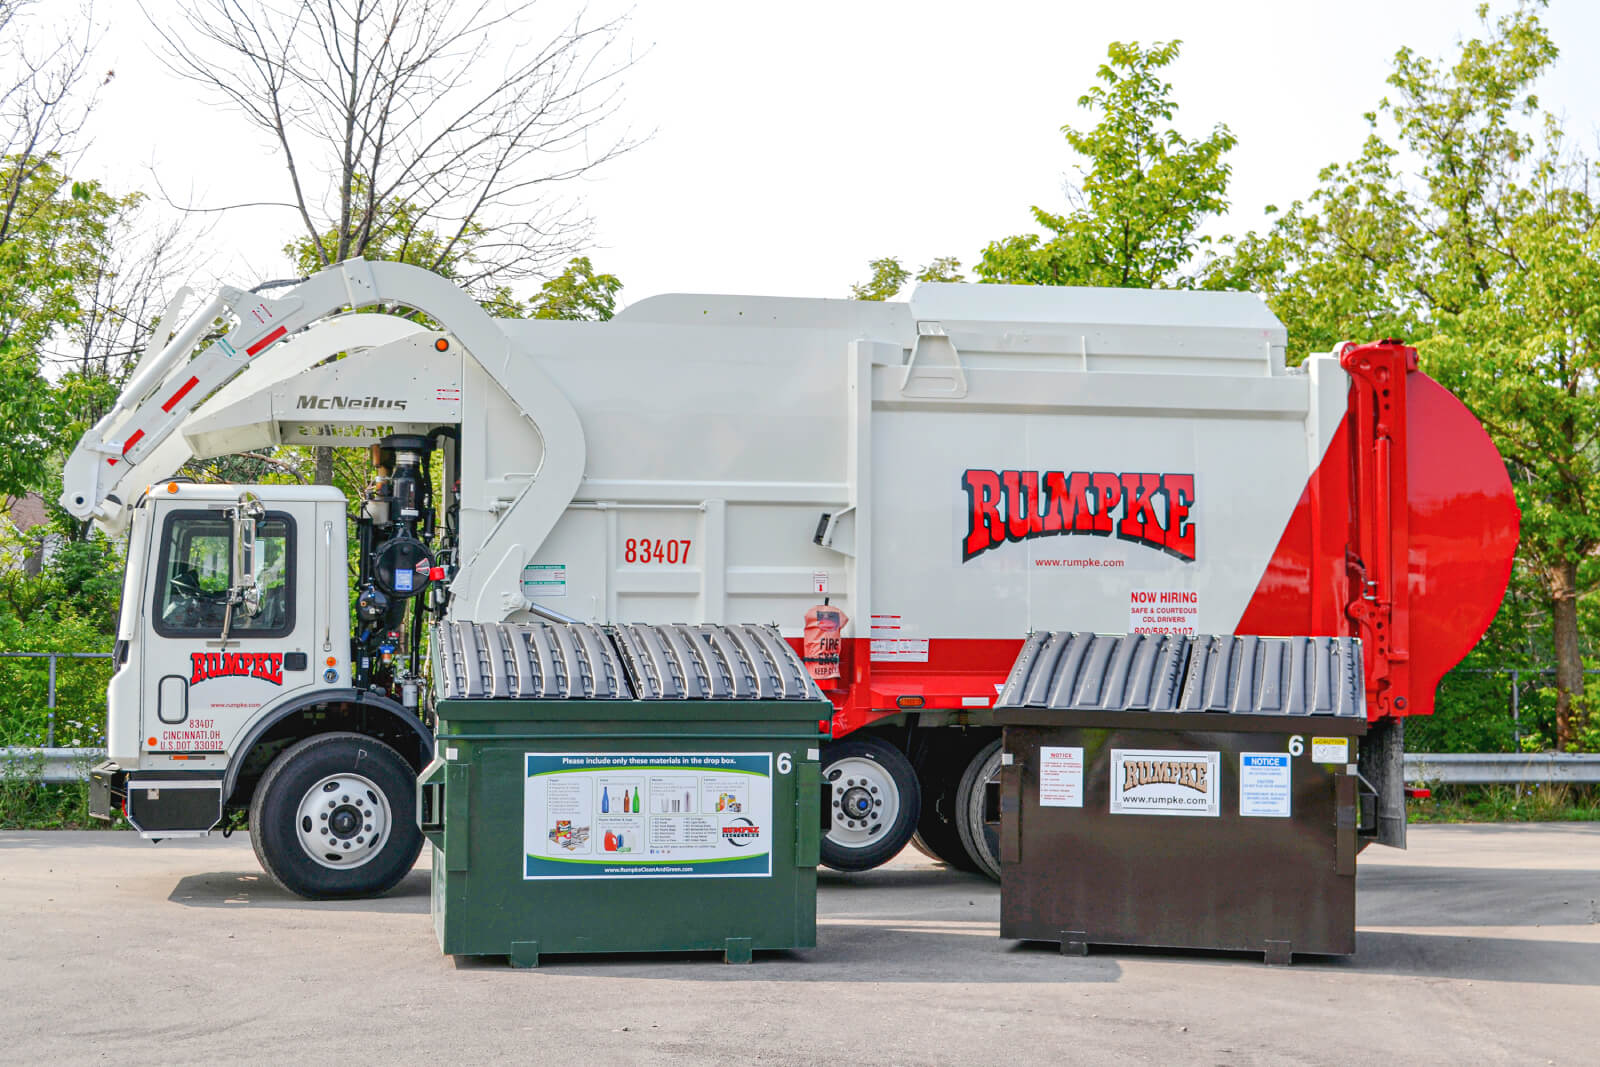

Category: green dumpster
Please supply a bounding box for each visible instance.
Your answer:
[421,621,829,966]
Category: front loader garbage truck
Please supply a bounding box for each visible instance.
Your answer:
[65,258,1518,897]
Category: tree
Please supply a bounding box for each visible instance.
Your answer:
[529,255,620,320]
[0,3,129,500]
[1215,2,1600,749]
[975,40,1235,289]
[849,255,963,301]
[152,0,636,294]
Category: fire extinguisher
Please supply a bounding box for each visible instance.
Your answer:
[803,599,848,682]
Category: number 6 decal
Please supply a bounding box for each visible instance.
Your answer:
[1288,735,1304,757]
[776,753,792,775]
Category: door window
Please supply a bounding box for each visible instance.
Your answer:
[153,510,295,638]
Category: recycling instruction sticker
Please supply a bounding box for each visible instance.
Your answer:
[523,752,772,880]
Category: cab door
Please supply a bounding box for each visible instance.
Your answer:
[142,501,318,759]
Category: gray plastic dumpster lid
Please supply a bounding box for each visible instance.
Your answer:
[610,623,822,701]
[432,621,823,702]
[432,621,633,700]
[994,633,1364,718]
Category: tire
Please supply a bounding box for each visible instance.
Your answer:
[909,734,985,872]
[955,739,1004,881]
[818,735,921,873]
[249,732,424,899]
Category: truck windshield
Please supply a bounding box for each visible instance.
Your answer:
[153,510,295,638]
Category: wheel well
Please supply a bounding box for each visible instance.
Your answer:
[226,702,431,812]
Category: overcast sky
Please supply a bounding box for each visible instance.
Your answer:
[71,0,1600,307]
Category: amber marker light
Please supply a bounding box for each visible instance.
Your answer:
[326,656,338,667]
[896,695,925,709]
[167,482,179,493]
[435,337,449,351]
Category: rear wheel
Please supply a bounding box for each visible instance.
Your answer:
[909,733,985,872]
[819,736,920,872]
[249,732,423,899]
[955,739,1004,881]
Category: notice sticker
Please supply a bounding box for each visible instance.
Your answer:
[812,571,829,594]
[1311,737,1349,764]
[520,562,567,598]
[1128,589,1199,636]
[1039,746,1084,807]
[1239,753,1291,818]
[1110,749,1220,817]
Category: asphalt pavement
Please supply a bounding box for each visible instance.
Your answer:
[1,824,1596,1064]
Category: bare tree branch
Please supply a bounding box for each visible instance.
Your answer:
[143,0,641,295]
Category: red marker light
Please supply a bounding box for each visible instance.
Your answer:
[429,567,446,581]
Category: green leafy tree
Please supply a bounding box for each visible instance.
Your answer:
[0,156,131,499]
[975,40,1235,289]
[1216,2,1600,749]
[850,257,911,302]
[849,256,964,301]
[530,256,622,321]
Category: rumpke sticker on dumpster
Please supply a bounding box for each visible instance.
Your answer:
[522,753,773,880]
[1109,749,1220,817]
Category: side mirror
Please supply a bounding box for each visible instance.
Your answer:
[228,493,266,624]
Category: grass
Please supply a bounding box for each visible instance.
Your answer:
[0,778,127,830]
[1407,783,1600,823]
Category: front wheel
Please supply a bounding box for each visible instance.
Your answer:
[818,736,920,873]
[249,732,424,899]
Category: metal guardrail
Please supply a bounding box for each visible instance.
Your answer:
[1404,752,1600,785]
[4,748,1598,786]
[0,747,106,784]
[0,651,114,747]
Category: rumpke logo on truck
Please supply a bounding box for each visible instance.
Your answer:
[961,469,1196,562]
[191,651,284,686]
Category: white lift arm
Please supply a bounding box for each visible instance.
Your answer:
[61,256,586,543]
[62,259,390,525]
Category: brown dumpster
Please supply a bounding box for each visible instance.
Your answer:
[994,633,1368,965]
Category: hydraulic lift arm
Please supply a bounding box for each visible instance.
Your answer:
[58,259,588,585]
[61,259,392,528]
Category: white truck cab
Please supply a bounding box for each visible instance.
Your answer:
[100,481,431,896]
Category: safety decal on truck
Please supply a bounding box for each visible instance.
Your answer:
[960,469,1196,563]
[520,563,567,597]
[869,614,929,662]
[522,753,773,880]
[1109,749,1220,817]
